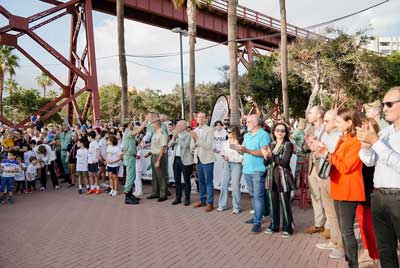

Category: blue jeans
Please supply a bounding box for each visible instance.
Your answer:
[244,172,265,226]
[1,176,14,193]
[197,162,214,205]
[218,162,242,211]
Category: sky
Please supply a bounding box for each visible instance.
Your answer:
[0,0,399,94]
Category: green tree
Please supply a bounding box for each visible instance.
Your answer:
[0,45,19,116]
[4,86,61,124]
[35,72,53,97]
[4,78,18,96]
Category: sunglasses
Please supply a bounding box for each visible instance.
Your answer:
[382,99,400,109]
[275,129,286,133]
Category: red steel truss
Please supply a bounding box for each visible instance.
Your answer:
[0,0,99,128]
[0,0,312,127]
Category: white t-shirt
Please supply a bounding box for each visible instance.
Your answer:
[106,145,122,167]
[213,129,227,153]
[34,144,56,165]
[26,163,39,181]
[76,148,89,172]
[14,163,26,182]
[88,140,99,164]
[98,137,107,160]
[24,150,36,166]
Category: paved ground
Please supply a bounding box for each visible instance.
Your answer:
[0,183,370,268]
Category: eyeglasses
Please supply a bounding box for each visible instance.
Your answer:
[382,99,400,109]
[275,129,286,133]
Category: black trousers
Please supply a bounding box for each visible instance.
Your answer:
[371,190,400,268]
[40,161,59,188]
[172,157,192,201]
[334,200,358,268]
[15,181,26,192]
[268,190,293,233]
[27,180,37,190]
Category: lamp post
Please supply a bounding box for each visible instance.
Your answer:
[171,27,188,120]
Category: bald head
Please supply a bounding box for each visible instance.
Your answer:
[324,109,337,133]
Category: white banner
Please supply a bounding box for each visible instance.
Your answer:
[140,149,297,194]
[210,95,229,127]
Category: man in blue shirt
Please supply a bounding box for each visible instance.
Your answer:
[237,114,271,233]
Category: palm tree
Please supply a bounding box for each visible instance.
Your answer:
[279,0,289,124]
[4,78,18,96]
[35,72,53,97]
[228,0,240,126]
[117,0,128,121]
[172,0,212,121]
[0,45,19,116]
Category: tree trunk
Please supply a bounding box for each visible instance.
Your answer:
[306,79,320,115]
[228,0,239,126]
[0,69,3,117]
[187,0,196,121]
[117,0,128,121]
[43,85,46,97]
[279,0,289,124]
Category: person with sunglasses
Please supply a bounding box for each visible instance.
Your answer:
[262,123,295,237]
[363,100,389,130]
[358,87,400,268]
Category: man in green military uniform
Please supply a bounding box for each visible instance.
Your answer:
[58,125,72,185]
[122,117,148,205]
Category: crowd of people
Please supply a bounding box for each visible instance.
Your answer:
[1,87,399,268]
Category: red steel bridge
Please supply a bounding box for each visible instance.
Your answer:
[0,0,313,127]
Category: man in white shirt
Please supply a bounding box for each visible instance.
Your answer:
[191,112,215,212]
[358,87,400,268]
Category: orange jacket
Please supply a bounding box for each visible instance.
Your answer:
[328,134,365,201]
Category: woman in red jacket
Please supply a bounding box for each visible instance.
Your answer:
[315,107,365,268]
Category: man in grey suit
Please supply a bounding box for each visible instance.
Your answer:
[191,112,215,212]
[169,120,194,206]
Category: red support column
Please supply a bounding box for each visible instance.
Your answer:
[0,1,100,127]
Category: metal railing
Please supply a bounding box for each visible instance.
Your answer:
[199,0,313,39]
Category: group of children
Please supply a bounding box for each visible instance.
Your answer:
[0,150,41,204]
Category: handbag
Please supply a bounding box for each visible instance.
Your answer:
[318,157,331,179]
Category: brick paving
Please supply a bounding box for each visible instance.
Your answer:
[0,183,372,268]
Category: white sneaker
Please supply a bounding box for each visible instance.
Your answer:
[358,249,373,263]
[316,241,337,250]
[217,207,225,212]
[329,248,345,259]
[108,190,114,196]
[111,191,118,197]
[55,185,60,190]
[232,209,240,214]
[250,210,254,214]
[40,186,45,191]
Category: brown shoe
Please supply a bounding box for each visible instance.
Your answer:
[205,204,214,212]
[193,201,206,208]
[304,225,325,234]
[322,228,331,239]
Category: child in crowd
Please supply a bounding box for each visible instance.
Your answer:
[0,151,20,204]
[75,138,89,194]
[134,139,145,197]
[14,156,26,195]
[87,131,101,194]
[26,156,40,193]
[106,135,122,197]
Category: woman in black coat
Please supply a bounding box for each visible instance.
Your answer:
[262,123,295,237]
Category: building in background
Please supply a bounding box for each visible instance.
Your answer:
[366,36,400,56]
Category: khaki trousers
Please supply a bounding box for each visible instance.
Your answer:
[308,167,325,227]
[318,177,342,247]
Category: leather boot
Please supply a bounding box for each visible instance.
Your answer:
[125,192,139,205]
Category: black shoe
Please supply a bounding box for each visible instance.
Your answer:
[251,224,262,234]
[184,200,190,206]
[125,193,140,205]
[147,195,160,199]
[172,199,181,205]
[131,194,141,201]
[245,218,254,224]
[157,197,167,202]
